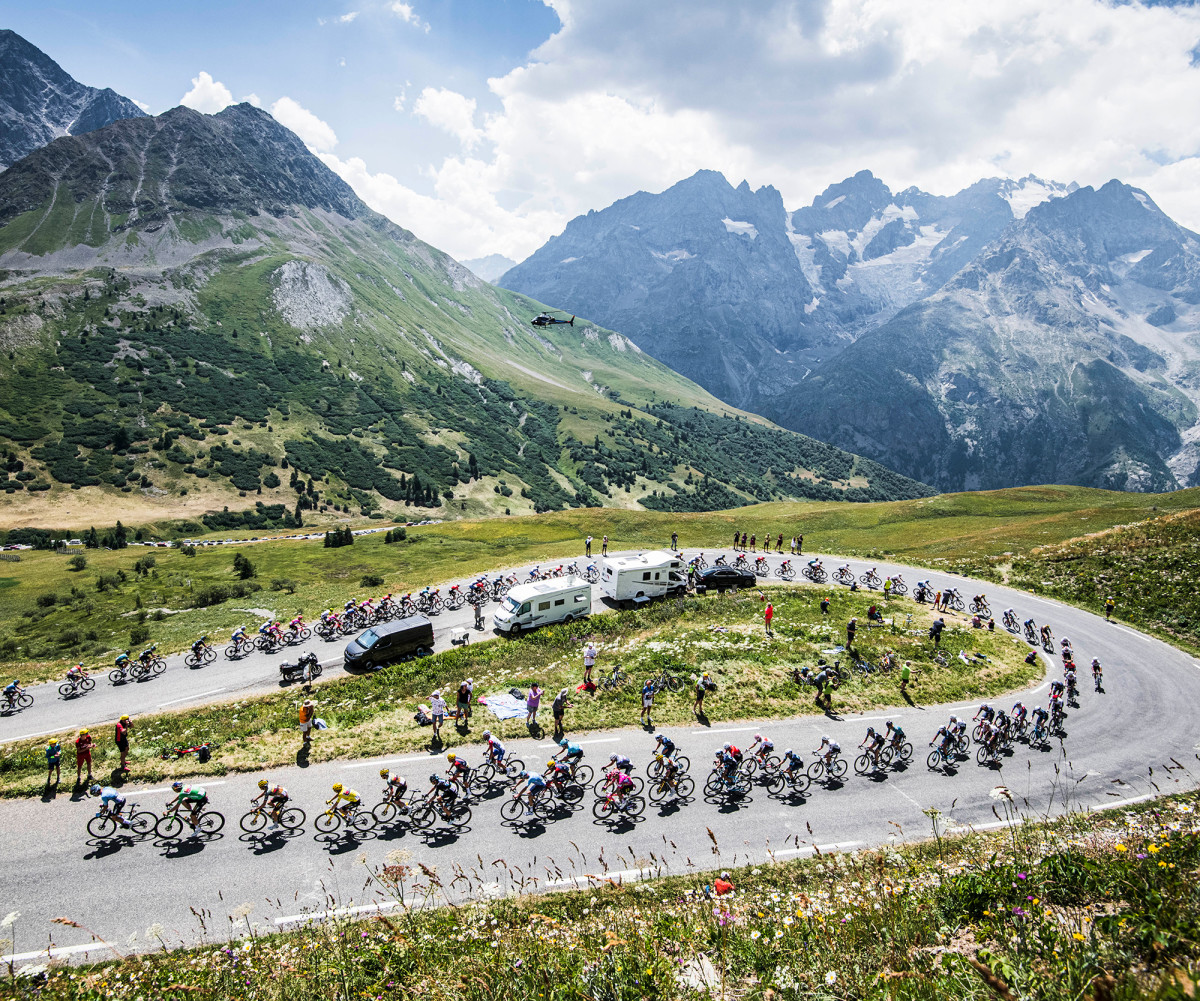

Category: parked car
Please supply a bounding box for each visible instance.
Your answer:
[696,566,757,591]
[344,616,435,670]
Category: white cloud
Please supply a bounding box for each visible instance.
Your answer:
[328,0,1200,261]
[393,92,407,112]
[242,93,262,108]
[270,97,339,153]
[390,2,430,33]
[179,71,233,114]
[132,99,150,113]
[412,87,483,148]
[340,11,359,22]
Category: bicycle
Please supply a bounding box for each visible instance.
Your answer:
[240,801,306,833]
[136,645,167,675]
[764,765,811,797]
[58,676,95,698]
[832,567,855,586]
[976,741,1002,765]
[1003,611,1019,632]
[156,805,225,839]
[474,755,526,786]
[1023,621,1037,643]
[969,600,991,617]
[592,770,644,796]
[886,576,908,595]
[887,737,914,762]
[647,771,694,803]
[774,562,796,581]
[501,786,553,823]
[224,636,255,659]
[184,644,217,668]
[648,668,683,694]
[647,754,690,779]
[372,788,416,825]
[2,690,33,712]
[88,802,156,839]
[600,666,628,690]
[926,743,954,770]
[740,752,781,780]
[703,768,751,798]
[859,570,882,588]
[411,795,471,830]
[802,565,828,583]
[315,801,374,835]
[854,745,893,774]
[160,741,219,763]
[807,752,848,782]
[592,789,646,820]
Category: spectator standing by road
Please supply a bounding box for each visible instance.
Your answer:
[46,738,62,786]
[299,700,315,744]
[764,602,774,637]
[846,617,858,648]
[456,679,472,726]
[586,535,593,558]
[933,589,942,612]
[430,689,448,739]
[797,533,803,555]
[302,654,314,692]
[602,536,609,556]
[583,642,597,685]
[930,618,945,646]
[114,715,132,773]
[740,532,747,551]
[693,672,716,717]
[671,531,678,550]
[526,683,542,728]
[75,728,94,785]
[749,534,756,552]
[552,687,569,738]
[733,530,741,551]
[900,661,914,694]
[776,533,784,553]
[640,678,654,727]
[1105,596,1115,621]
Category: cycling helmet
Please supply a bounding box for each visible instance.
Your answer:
[1092,658,1100,667]
[447,753,456,762]
[865,727,875,736]
[557,738,568,748]
[546,760,556,769]
[949,715,958,723]
[784,748,792,756]
[655,733,665,741]
[753,733,762,742]
[518,770,530,779]
[609,753,619,762]
[821,734,830,742]
[171,781,183,792]
[885,720,893,728]
[258,779,268,790]
[332,782,343,793]
[482,730,491,738]
[379,768,390,778]
[429,774,439,784]
[89,784,101,796]
[1035,705,1044,713]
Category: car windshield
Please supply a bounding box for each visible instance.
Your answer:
[503,596,521,613]
[359,629,379,647]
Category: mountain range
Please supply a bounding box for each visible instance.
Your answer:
[0,28,146,170]
[501,169,1200,492]
[0,31,930,528]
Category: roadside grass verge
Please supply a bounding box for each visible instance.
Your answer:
[1,483,1195,683]
[16,783,1200,998]
[0,586,1036,797]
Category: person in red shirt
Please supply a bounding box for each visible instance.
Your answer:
[713,872,734,895]
[114,715,133,772]
[764,603,774,636]
[75,728,94,785]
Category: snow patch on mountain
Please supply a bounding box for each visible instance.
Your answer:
[998,175,1075,218]
[722,218,758,239]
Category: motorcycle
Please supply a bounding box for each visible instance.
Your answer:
[279,652,322,685]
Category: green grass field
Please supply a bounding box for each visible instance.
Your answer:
[17,786,1200,999]
[0,585,1032,797]
[3,484,1197,682]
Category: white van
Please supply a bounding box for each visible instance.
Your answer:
[493,577,592,635]
[599,550,686,606]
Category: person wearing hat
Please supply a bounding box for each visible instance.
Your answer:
[114,714,133,772]
[583,642,597,685]
[46,737,63,786]
[455,679,472,727]
[299,699,315,743]
[713,872,735,896]
[552,687,570,738]
[693,672,717,717]
[75,727,95,785]
[430,689,448,739]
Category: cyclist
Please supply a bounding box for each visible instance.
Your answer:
[554,737,584,775]
[1040,624,1053,646]
[1030,705,1049,738]
[1003,608,1017,629]
[1091,658,1103,689]
[1060,636,1073,658]
[653,733,678,760]
[328,782,360,822]
[973,593,988,608]
[446,752,472,796]
[1023,617,1036,636]
[2,679,21,708]
[252,779,290,828]
[836,563,853,580]
[1105,597,1115,621]
[982,719,1003,756]
[747,734,774,764]
[884,720,907,752]
[602,768,636,809]
[90,784,132,828]
[929,723,952,754]
[482,730,508,767]
[973,703,995,724]
[780,748,805,778]
[65,662,88,686]
[191,635,210,658]
[513,770,547,816]
[1064,664,1078,696]
[1011,702,1028,727]
[545,756,575,788]
[231,625,248,648]
[813,735,841,769]
[949,716,968,743]
[1048,679,1065,703]
[607,752,635,777]
[859,726,886,765]
[714,745,741,784]
[427,774,458,817]
[807,557,823,571]
[169,781,208,835]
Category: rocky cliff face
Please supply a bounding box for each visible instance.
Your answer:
[0,29,146,170]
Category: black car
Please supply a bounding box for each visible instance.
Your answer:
[696,566,757,591]
[344,617,434,670]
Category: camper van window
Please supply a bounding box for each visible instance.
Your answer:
[520,603,531,614]
[574,593,587,603]
[360,629,380,648]
[538,601,551,611]
[654,572,660,580]
[503,596,521,614]
[554,598,565,607]
[642,572,651,581]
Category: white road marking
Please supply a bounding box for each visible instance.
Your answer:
[7,943,109,962]
[888,784,925,811]
[774,840,862,857]
[537,737,620,748]
[543,867,650,887]
[275,900,400,926]
[137,780,226,796]
[158,687,226,708]
[4,726,71,743]
[693,726,759,736]
[342,754,440,770]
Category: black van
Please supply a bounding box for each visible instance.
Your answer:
[344,616,435,670]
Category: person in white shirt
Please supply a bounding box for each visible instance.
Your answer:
[583,642,597,684]
[430,690,448,739]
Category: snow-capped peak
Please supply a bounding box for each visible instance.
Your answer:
[997,175,1077,219]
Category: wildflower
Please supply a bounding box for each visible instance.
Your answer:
[1073,933,1085,941]
[1114,844,1127,852]
[825,971,838,986]
[750,931,761,940]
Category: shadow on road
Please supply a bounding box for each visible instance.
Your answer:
[295,745,310,768]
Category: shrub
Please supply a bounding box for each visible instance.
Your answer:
[95,573,121,592]
[270,578,298,594]
[232,552,256,579]
[35,592,58,607]
[361,573,384,587]
[129,624,150,646]
[67,554,87,571]
[133,555,157,576]
[57,628,82,648]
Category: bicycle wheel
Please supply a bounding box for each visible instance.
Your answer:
[372,801,398,824]
[150,660,166,677]
[762,755,781,774]
[897,742,913,761]
[87,814,117,838]
[592,798,614,820]
[448,804,472,828]
[926,750,942,770]
[500,798,525,822]
[664,674,683,693]
[199,811,225,834]
[854,753,872,775]
[976,745,993,765]
[240,810,267,833]
[675,776,695,799]
[224,645,239,659]
[109,669,127,684]
[764,774,785,796]
[646,758,663,779]
[58,683,74,698]
[623,796,646,818]
[647,780,669,804]
[129,811,157,836]
[16,692,32,709]
[410,805,435,830]
[879,746,895,767]
[741,758,759,778]
[829,758,848,779]
[560,784,584,805]
[280,808,306,831]
[785,772,811,795]
[806,761,825,781]
[729,776,750,796]
[315,811,341,834]
[156,815,184,839]
[504,758,525,779]
[572,764,593,787]
[674,755,691,774]
[350,811,375,833]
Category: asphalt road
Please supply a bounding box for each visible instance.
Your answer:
[2,551,1199,966]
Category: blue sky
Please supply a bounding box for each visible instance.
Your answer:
[3,1,1200,263]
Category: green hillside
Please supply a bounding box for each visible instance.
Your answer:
[0,104,930,530]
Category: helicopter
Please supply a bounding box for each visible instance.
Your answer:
[531,310,575,328]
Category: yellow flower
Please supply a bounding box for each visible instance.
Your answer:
[1073,933,1085,941]
[1148,844,1160,854]
[1114,844,1127,852]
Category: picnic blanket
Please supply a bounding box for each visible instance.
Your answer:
[479,692,527,721]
